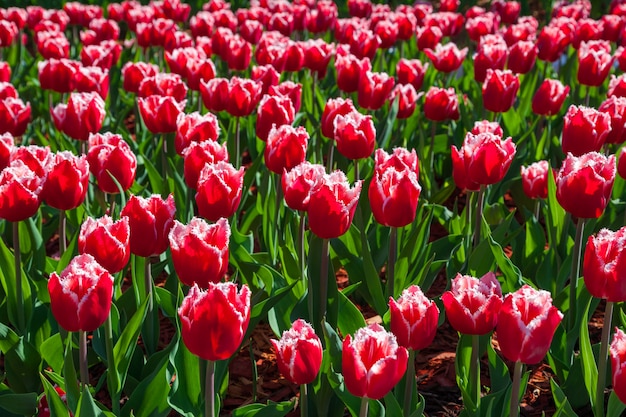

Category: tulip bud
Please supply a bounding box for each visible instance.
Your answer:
[178,282,251,361]
[520,160,551,200]
[120,194,176,257]
[271,319,323,385]
[496,285,563,364]
[342,323,408,400]
[48,254,114,332]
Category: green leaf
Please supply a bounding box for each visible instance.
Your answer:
[0,236,32,331]
[550,379,579,416]
[41,374,71,417]
[0,384,38,416]
[0,322,19,353]
[230,401,295,417]
[41,333,65,374]
[168,338,203,417]
[579,297,598,410]
[487,341,510,393]
[336,291,367,338]
[75,385,105,417]
[455,333,477,412]
[5,337,41,393]
[607,390,626,417]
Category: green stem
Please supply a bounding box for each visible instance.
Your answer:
[235,117,241,169]
[144,256,155,354]
[473,185,486,249]
[534,200,541,220]
[301,215,313,323]
[205,360,215,417]
[403,349,416,416]
[569,218,586,330]
[388,227,397,298]
[79,330,89,387]
[354,159,360,182]
[596,300,614,417]
[59,210,67,256]
[326,141,334,172]
[471,334,480,410]
[13,221,25,332]
[359,396,369,417]
[318,238,330,336]
[429,122,436,185]
[301,383,309,417]
[105,314,120,415]
[509,361,524,417]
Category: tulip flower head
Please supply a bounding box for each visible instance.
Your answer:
[424,86,459,122]
[521,160,552,200]
[482,69,519,113]
[583,227,626,302]
[87,132,137,194]
[78,216,130,274]
[51,92,105,141]
[178,282,251,361]
[532,79,570,117]
[389,285,439,351]
[0,160,44,222]
[42,151,89,211]
[195,161,245,221]
[342,323,409,400]
[271,319,323,385]
[442,272,503,335]
[333,109,376,160]
[496,285,563,364]
[282,162,326,212]
[264,125,308,175]
[121,194,176,257]
[610,327,626,404]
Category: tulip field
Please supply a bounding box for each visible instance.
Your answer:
[5,0,626,416]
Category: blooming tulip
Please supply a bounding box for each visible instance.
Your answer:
[0,161,44,222]
[442,272,503,335]
[389,285,439,350]
[321,98,356,139]
[333,109,376,161]
[598,96,626,145]
[415,25,442,51]
[537,25,570,62]
[390,84,420,119]
[78,216,130,274]
[169,217,230,287]
[473,34,508,83]
[256,94,295,142]
[561,105,611,156]
[471,120,503,136]
[0,97,30,137]
[424,43,467,73]
[122,61,159,94]
[482,69,519,113]
[396,58,428,91]
[451,131,516,191]
[138,73,188,103]
[521,160,551,200]
[48,254,113,332]
[225,77,262,117]
[507,40,537,74]
[42,151,89,211]
[74,66,109,99]
[51,92,105,141]
[343,323,408,400]
[583,227,626,302]
[120,194,176,257]
[358,70,395,111]
[183,140,229,189]
[577,40,613,87]
[335,54,370,94]
[175,111,220,156]
[610,328,626,404]
[496,285,563,364]
[424,87,459,122]
[178,282,251,361]
[268,82,302,114]
[271,319,323,385]
[87,133,137,194]
[307,171,362,239]
[264,125,308,175]
[282,162,326,212]
[532,79,570,117]
[138,95,186,134]
[195,161,245,221]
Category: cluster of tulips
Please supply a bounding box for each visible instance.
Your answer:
[3,0,626,416]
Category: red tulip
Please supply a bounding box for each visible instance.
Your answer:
[175,111,220,156]
[183,140,229,189]
[138,95,186,134]
[42,151,89,211]
[305,2,337,34]
[451,131,516,191]
[36,31,69,60]
[87,132,137,194]
[521,160,551,200]
[195,161,245,221]
[240,19,263,44]
[64,2,102,26]
[583,227,626,302]
[48,254,113,332]
[302,39,334,78]
[390,84,420,120]
[256,94,295,142]
[120,194,176,258]
[482,69,519,113]
[271,319,322,385]
[424,86,459,122]
[424,42,467,73]
[537,25,571,62]
[342,323,408,400]
[178,282,251,361]
[415,25,443,51]
[572,18,604,49]
[282,162,326,212]
[0,20,18,48]
[226,77,262,117]
[73,65,109,99]
[502,21,536,46]
[224,36,252,71]
[268,82,302,114]
[496,285,563,364]
[577,40,613,87]
[611,328,626,404]
[619,148,626,180]
[471,120,503,136]
[440,0,460,12]
[333,109,376,160]
[0,133,13,171]
[556,152,615,219]
[307,171,362,239]
[264,125,308,175]
[336,53,370,94]
[78,216,130,274]
[561,105,611,156]
[474,34,508,83]
[199,78,229,113]
[122,61,159,94]
[442,272,503,335]
[0,83,17,100]
[599,96,626,145]
[0,61,10,82]
[532,79,570,117]
[251,65,280,96]
[138,73,188,103]
[601,14,623,42]
[169,217,230,287]
[348,0,372,18]
[507,40,537,74]
[368,148,421,227]
[389,284,439,350]
[609,74,626,99]
[465,12,499,42]
[396,58,428,91]
[0,160,43,222]
[38,58,79,93]
[51,92,105,141]
[373,19,398,49]
[358,70,394,111]
[321,97,356,139]
[0,97,30,137]
[80,43,121,70]
[82,18,120,44]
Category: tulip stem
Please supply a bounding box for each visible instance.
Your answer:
[79,330,89,387]
[388,227,397,298]
[301,215,313,323]
[429,122,436,187]
[59,210,67,256]
[205,360,215,417]
[359,396,369,417]
[326,141,334,172]
[509,361,523,417]
[473,185,486,249]
[318,238,329,337]
[235,117,241,169]
[471,334,480,410]
[596,300,613,417]
[568,218,586,330]
[300,383,309,417]
[403,349,416,416]
[144,256,156,354]
[533,200,541,220]
[104,314,120,415]
[354,159,360,182]
[13,221,25,332]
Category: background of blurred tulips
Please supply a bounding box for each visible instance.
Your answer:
[2,0,626,417]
